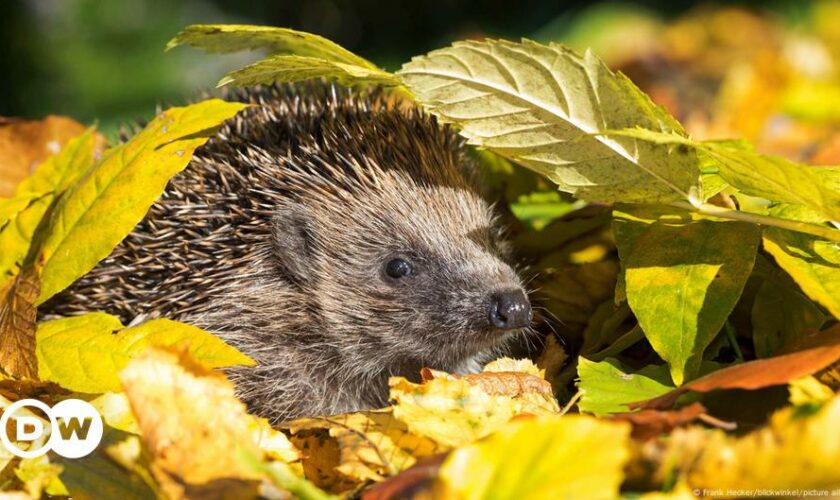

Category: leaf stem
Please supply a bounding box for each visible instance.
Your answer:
[670,201,840,242]
[560,390,583,415]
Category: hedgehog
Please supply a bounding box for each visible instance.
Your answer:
[42,84,533,421]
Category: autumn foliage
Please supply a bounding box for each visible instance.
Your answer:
[1,3,840,499]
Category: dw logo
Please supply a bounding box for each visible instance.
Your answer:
[0,399,103,459]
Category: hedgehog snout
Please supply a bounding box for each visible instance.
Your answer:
[487,289,532,330]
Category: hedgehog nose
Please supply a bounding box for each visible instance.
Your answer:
[488,289,532,330]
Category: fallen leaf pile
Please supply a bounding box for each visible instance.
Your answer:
[1,3,840,498]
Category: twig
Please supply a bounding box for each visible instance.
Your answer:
[698,412,737,431]
[560,390,583,415]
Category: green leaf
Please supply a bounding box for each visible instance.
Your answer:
[577,357,674,415]
[0,129,97,280]
[752,276,826,358]
[438,415,630,499]
[398,39,700,203]
[167,25,401,90]
[217,55,401,88]
[33,100,248,305]
[54,425,156,500]
[167,24,377,68]
[602,128,840,221]
[37,312,254,393]
[763,206,840,319]
[613,205,760,385]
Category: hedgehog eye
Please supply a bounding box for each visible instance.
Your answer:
[384,258,413,279]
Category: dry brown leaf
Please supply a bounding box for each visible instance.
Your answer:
[632,324,840,410]
[810,133,840,165]
[637,394,840,490]
[119,347,262,499]
[609,403,707,441]
[0,269,40,379]
[536,334,569,392]
[360,454,446,500]
[0,116,101,197]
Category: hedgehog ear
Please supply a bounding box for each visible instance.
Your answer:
[271,205,314,286]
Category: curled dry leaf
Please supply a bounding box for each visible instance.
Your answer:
[421,358,552,398]
[390,359,558,448]
[283,410,442,494]
[632,323,840,410]
[0,268,40,379]
[119,347,263,499]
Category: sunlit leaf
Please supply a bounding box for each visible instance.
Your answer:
[399,39,700,203]
[15,455,67,498]
[168,24,378,68]
[0,129,97,280]
[390,361,558,448]
[217,55,401,88]
[119,348,263,498]
[603,127,840,221]
[613,205,760,384]
[37,312,254,393]
[788,376,834,407]
[438,415,630,500]
[167,25,401,89]
[577,358,674,415]
[763,206,840,319]
[33,99,248,305]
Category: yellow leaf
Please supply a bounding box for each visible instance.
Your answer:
[0,129,97,280]
[389,361,558,448]
[89,392,139,434]
[119,348,326,499]
[34,99,248,305]
[788,376,834,407]
[438,415,631,500]
[37,312,254,393]
[217,55,401,89]
[655,394,840,489]
[119,348,262,498]
[15,455,68,498]
[763,226,840,320]
[613,204,760,384]
[285,410,441,492]
[168,24,378,69]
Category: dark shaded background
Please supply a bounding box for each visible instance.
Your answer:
[1,0,797,132]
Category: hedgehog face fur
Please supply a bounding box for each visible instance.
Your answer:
[43,84,531,421]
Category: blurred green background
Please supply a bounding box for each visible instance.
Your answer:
[0,0,811,133]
